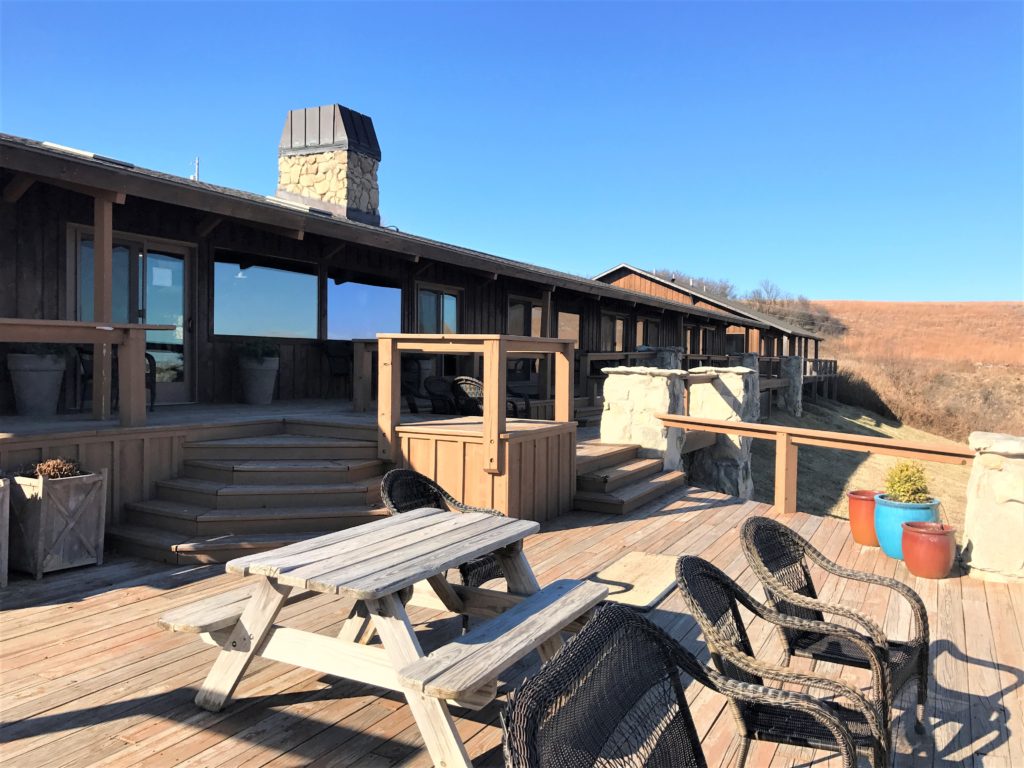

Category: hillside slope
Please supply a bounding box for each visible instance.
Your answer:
[815,300,1024,440]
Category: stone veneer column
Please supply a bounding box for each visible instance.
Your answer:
[600,367,688,470]
[652,347,684,370]
[963,432,1024,583]
[736,352,759,371]
[685,366,760,499]
[775,355,804,417]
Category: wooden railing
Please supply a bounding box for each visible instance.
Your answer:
[656,414,974,515]
[805,358,838,378]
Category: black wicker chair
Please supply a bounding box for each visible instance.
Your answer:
[740,516,930,734]
[674,556,890,768]
[503,603,859,768]
[423,376,458,414]
[379,469,505,631]
[451,376,530,418]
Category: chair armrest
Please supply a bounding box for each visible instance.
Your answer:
[806,551,929,644]
[440,486,503,517]
[703,641,887,746]
[732,588,892,705]
[694,661,862,767]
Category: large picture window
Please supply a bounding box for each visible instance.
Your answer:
[600,313,625,352]
[417,287,459,334]
[508,299,543,337]
[328,282,401,340]
[214,258,317,338]
[557,311,580,349]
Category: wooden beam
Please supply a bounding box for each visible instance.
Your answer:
[92,197,114,421]
[317,262,328,340]
[2,173,35,203]
[482,338,507,474]
[377,338,400,462]
[197,215,223,239]
[774,432,798,515]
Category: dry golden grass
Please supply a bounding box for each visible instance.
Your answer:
[815,301,1024,440]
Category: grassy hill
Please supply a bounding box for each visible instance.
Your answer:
[814,300,1024,441]
[751,400,972,537]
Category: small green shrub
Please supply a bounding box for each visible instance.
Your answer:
[238,339,279,361]
[29,458,84,479]
[884,461,932,504]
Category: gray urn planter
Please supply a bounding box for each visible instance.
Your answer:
[8,470,107,579]
[7,353,66,417]
[239,357,279,405]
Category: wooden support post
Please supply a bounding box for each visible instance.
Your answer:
[353,341,374,412]
[774,432,798,515]
[538,289,553,402]
[377,338,400,461]
[316,263,328,342]
[554,340,572,422]
[117,327,147,427]
[92,197,114,421]
[482,337,507,474]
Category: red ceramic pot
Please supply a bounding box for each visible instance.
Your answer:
[902,521,957,579]
[848,490,881,547]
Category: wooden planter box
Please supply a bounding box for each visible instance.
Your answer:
[1,478,9,589]
[8,471,107,579]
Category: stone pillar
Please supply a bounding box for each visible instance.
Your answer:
[600,367,688,471]
[736,353,759,371]
[775,355,803,417]
[653,347,684,370]
[963,432,1024,583]
[685,366,760,498]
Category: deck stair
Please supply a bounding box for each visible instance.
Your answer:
[573,440,688,515]
[108,420,387,565]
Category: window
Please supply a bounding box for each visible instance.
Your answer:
[557,311,580,349]
[636,319,661,347]
[214,258,317,338]
[508,299,544,337]
[328,282,401,340]
[601,314,625,352]
[417,287,459,334]
[78,238,133,323]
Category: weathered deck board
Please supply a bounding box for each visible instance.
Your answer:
[2,487,1023,767]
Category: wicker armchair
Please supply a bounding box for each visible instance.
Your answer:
[379,469,504,630]
[503,603,859,768]
[740,516,930,734]
[451,376,530,418]
[674,556,890,768]
[423,376,458,414]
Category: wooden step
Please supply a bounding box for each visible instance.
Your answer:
[574,441,639,475]
[399,579,608,704]
[155,477,382,509]
[183,434,376,461]
[126,498,387,536]
[577,457,663,493]
[108,524,329,565]
[284,419,378,441]
[573,470,688,515]
[182,458,383,485]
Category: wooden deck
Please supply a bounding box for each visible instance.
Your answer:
[2,488,1023,767]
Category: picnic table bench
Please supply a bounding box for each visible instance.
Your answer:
[161,506,607,768]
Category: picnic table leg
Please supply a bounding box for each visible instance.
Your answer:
[195,578,292,712]
[366,593,473,768]
[337,600,375,644]
[495,545,564,662]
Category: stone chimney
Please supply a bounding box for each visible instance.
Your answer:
[277,104,381,225]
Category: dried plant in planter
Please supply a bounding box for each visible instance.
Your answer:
[30,458,84,480]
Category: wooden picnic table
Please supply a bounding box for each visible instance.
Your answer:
[162,507,606,768]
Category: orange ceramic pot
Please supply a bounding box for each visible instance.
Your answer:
[902,522,957,579]
[848,490,881,546]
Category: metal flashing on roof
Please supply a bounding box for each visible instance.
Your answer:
[279,104,381,161]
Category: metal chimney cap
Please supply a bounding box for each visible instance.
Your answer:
[279,104,381,160]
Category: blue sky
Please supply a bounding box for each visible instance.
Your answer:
[2,1,1021,301]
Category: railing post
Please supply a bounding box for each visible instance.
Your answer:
[553,341,572,422]
[482,338,507,474]
[377,337,400,462]
[353,341,373,412]
[774,432,798,515]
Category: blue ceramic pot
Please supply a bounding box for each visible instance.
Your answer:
[874,494,940,560]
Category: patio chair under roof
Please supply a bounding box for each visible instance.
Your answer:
[674,555,890,767]
[739,515,930,734]
[502,603,860,768]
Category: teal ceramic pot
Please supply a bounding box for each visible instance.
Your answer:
[874,494,940,559]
